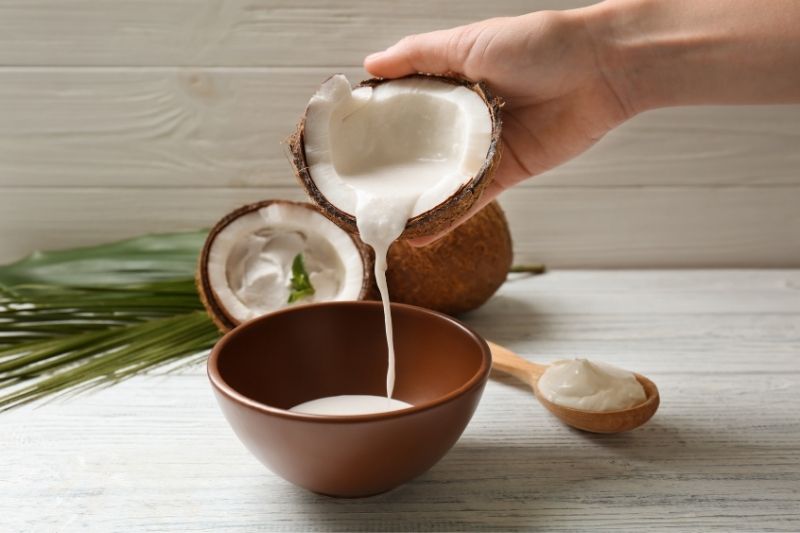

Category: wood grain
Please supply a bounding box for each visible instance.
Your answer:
[0,0,594,67]
[0,68,360,188]
[1,186,798,267]
[1,69,799,188]
[2,271,799,531]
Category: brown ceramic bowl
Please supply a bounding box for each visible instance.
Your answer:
[207,301,491,498]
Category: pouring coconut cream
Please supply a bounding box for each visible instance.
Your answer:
[288,74,498,414]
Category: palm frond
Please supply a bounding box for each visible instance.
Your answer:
[0,231,207,287]
[0,312,218,411]
[0,231,221,410]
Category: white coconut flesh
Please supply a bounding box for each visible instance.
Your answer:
[206,203,365,323]
[302,74,494,219]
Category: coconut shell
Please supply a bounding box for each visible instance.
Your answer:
[288,73,504,240]
[385,201,513,315]
[196,199,374,333]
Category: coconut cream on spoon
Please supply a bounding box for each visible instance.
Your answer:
[289,74,494,415]
[537,359,647,412]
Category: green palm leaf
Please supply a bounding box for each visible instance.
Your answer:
[0,231,220,411]
[0,231,206,287]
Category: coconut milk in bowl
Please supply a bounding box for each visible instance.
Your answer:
[207,301,491,498]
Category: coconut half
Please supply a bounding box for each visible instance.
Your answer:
[289,74,503,239]
[198,199,513,332]
[197,200,372,331]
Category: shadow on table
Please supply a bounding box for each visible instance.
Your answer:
[461,294,558,352]
[287,415,750,532]
[287,440,556,532]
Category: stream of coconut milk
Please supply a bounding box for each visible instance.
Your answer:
[289,190,417,416]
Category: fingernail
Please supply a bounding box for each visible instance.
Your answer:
[365,51,386,63]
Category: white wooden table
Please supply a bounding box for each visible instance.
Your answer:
[2,270,799,532]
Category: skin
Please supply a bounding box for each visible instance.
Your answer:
[364,0,800,244]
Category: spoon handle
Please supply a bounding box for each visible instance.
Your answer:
[487,341,547,385]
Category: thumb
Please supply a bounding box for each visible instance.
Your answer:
[364,26,475,78]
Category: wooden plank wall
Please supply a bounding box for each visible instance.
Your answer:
[1,0,798,267]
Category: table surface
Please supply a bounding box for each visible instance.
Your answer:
[3,270,799,532]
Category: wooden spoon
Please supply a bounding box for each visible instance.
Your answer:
[488,342,660,433]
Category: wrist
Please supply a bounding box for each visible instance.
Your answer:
[578,0,669,115]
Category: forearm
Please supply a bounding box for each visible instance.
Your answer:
[581,0,800,113]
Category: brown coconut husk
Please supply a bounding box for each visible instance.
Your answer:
[385,201,513,316]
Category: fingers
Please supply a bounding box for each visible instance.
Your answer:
[365,26,474,78]
[406,127,539,248]
[407,179,507,247]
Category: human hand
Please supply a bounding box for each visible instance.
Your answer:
[365,10,632,243]
[367,0,800,243]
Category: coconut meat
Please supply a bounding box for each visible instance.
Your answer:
[206,203,364,323]
[302,74,493,218]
